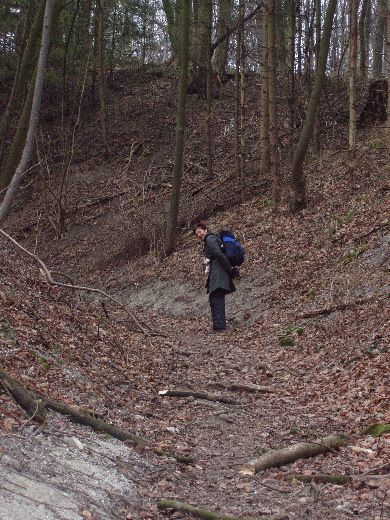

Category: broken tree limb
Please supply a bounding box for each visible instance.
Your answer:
[0,228,148,335]
[0,366,47,424]
[159,389,239,405]
[38,396,193,464]
[0,366,192,463]
[157,499,288,520]
[286,474,352,485]
[296,296,377,319]
[286,473,390,489]
[240,434,347,475]
[227,383,277,394]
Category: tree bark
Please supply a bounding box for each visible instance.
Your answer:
[213,0,233,74]
[97,0,112,157]
[240,434,346,474]
[259,5,270,179]
[290,0,337,211]
[348,0,358,171]
[267,0,281,206]
[0,366,47,424]
[164,0,190,256]
[0,0,54,220]
[0,0,46,168]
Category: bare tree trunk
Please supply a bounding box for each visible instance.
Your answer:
[164,0,190,256]
[387,0,390,151]
[234,0,246,202]
[206,45,214,179]
[290,0,337,211]
[0,0,54,222]
[259,5,270,177]
[358,0,369,78]
[213,0,233,74]
[0,0,46,168]
[348,0,358,171]
[268,0,281,206]
[97,0,112,157]
[372,0,387,78]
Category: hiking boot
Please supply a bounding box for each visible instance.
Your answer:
[208,328,227,334]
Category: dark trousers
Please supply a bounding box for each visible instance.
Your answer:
[209,288,227,330]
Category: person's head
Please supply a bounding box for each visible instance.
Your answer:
[193,222,208,241]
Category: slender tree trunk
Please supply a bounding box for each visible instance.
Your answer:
[205,44,213,179]
[259,4,270,178]
[387,0,390,151]
[289,0,296,158]
[348,0,358,171]
[164,0,190,256]
[372,0,387,77]
[358,0,368,78]
[97,0,112,157]
[213,0,233,74]
[268,0,281,206]
[0,0,46,168]
[290,0,337,211]
[0,0,54,221]
[234,0,246,202]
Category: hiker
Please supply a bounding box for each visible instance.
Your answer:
[193,222,237,334]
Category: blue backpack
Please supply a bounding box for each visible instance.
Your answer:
[218,229,245,267]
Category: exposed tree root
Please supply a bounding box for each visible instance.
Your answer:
[159,389,239,405]
[0,366,193,464]
[157,499,288,520]
[240,434,347,474]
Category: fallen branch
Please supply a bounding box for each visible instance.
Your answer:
[240,434,346,475]
[157,499,288,520]
[0,366,192,464]
[296,296,377,319]
[159,389,239,405]
[40,396,193,464]
[0,365,47,424]
[227,383,277,394]
[286,474,352,485]
[287,473,390,489]
[0,228,148,334]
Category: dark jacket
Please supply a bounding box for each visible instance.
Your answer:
[204,232,236,294]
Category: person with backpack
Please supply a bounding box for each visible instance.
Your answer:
[193,222,241,334]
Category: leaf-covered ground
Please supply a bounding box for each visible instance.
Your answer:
[1,70,389,520]
[1,134,389,519]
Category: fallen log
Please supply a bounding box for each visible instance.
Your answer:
[240,434,346,475]
[40,397,193,464]
[157,499,288,520]
[0,366,47,424]
[0,366,192,464]
[287,473,390,489]
[286,474,351,485]
[297,296,376,319]
[227,383,277,394]
[159,389,239,405]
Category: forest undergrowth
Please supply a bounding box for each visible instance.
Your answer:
[0,71,389,520]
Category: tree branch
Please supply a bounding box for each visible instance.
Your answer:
[0,227,148,334]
